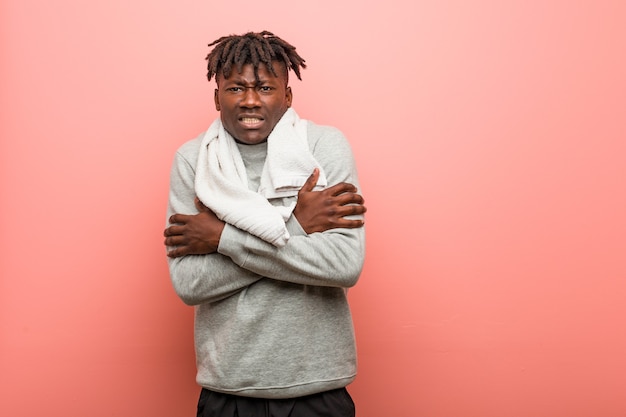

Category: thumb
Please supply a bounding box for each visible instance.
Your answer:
[194,197,210,212]
[299,168,320,194]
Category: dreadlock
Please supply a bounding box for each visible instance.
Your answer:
[205,31,307,84]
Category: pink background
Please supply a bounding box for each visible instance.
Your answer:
[1,1,625,416]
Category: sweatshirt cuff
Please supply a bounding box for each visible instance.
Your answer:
[217,223,249,265]
[218,216,305,263]
[285,215,307,237]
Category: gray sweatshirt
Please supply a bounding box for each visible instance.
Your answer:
[166,120,365,399]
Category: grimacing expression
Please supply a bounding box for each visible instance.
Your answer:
[214,61,292,145]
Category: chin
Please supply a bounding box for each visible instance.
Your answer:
[236,136,268,145]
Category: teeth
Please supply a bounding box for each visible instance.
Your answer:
[242,117,261,124]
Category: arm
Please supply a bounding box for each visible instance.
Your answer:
[217,127,366,288]
[218,221,364,288]
[166,126,367,291]
[165,146,261,305]
[293,167,365,234]
[165,169,365,258]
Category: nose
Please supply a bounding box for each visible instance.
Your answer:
[241,87,261,107]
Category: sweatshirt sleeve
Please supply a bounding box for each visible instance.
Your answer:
[216,126,366,288]
[166,142,262,305]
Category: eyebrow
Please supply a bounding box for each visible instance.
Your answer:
[228,76,279,86]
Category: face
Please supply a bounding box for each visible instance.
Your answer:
[214,61,292,145]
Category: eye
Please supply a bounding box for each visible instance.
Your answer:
[259,86,273,93]
[227,87,244,93]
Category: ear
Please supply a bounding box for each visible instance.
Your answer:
[285,86,293,108]
[214,89,221,111]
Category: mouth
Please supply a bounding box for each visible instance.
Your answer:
[239,116,264,127]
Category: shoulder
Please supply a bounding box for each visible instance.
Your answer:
[173,131,205,165]
[306,120,347,145]
[305,120,354,156]
[305,120,359,184]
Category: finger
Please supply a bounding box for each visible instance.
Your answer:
[169,213,191,225]
[324,182,358,197]
[333,218,365,229]
[164,234,187,247]
[167,247,184,258]
[195,197,210,212]
[331,204,367,219]
[163,224,185,237]
[332,192,365,207]
[345,204,367,216]
[163,226,182,237]
[166,241,194,258]
[299,168,320,194]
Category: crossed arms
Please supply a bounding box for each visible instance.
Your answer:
[164,168,365,256]
[163,133,366,305]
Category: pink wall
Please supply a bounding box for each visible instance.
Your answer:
[1,1,625,416]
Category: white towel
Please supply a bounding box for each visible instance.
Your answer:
[194,108,327,247]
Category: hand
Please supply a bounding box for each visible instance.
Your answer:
[293,168,367,234]
[164,198,225,258]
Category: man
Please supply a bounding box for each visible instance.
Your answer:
[164,31,366,417]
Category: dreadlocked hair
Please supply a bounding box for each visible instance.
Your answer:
[205,31,306,84]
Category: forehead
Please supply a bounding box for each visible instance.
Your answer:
[218,61,288,84]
